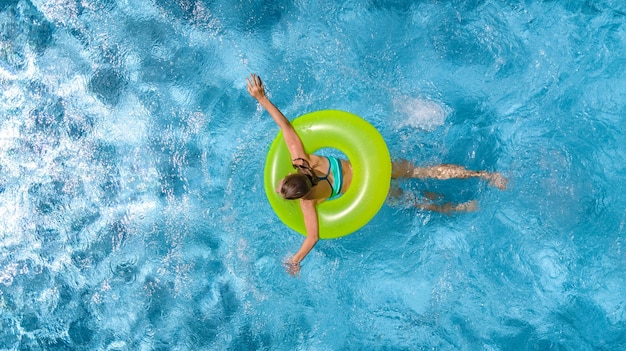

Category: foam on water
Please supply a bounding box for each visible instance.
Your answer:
[393,96,450,131]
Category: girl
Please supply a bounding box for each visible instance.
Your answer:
[247,74,506,276]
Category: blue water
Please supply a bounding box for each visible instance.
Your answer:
[1,0,625,349]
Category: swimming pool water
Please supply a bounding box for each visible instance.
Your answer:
[1,0,625,349]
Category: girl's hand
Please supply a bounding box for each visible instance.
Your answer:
[246,74,266,100]
[283,258,301,277]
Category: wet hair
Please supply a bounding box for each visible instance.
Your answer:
[279,158,319,200]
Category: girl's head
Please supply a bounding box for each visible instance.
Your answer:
[277,158,319,200]
[278,173,313,199]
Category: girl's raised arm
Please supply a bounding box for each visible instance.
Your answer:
[247,74,307,161]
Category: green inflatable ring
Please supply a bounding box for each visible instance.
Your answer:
[264,110,391,239]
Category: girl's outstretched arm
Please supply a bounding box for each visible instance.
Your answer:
[247,74,307,161]
[284,199,319,276]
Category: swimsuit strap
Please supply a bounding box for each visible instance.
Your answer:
[321,156,343,200]
[292,158,318,186]
[293,156,342,200]
[317,157,333,184]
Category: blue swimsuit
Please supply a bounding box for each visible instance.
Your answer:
[318,156,343,200]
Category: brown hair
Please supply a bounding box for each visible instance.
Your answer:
[279,158,319,200]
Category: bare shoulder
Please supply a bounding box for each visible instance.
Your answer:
[307,154,328,171]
